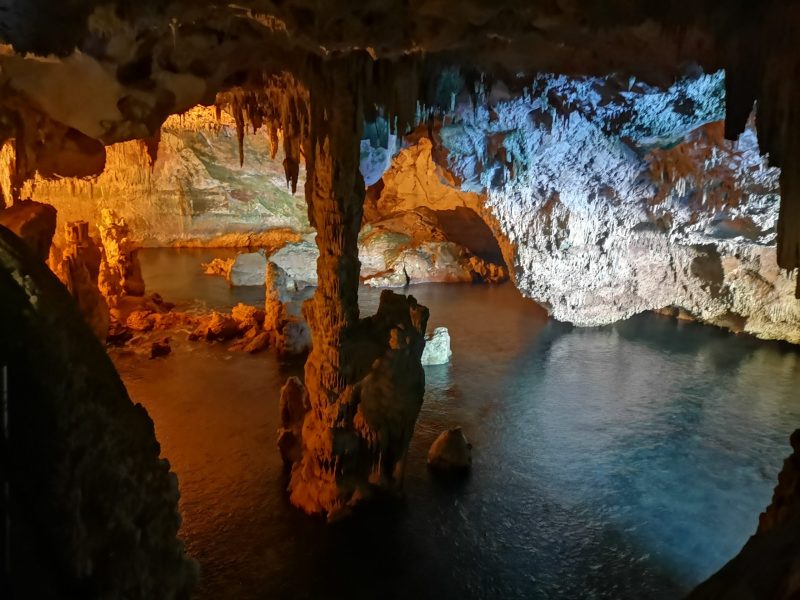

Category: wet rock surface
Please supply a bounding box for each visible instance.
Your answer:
[421,326,452,366]
[428,427,473,473]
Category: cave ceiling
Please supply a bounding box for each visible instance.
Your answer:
[1,0,799,272]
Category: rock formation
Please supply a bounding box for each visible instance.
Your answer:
[0,199,56,261]
[428,427,473,473]
[432,74,800,343]
[759,430,800,535]
[287,289,429,519]
[229,250,267,287]
[97,209,145,298]
[2,0,800,589]
[56,220,110,340]
[421,327,453,366]
[687,430,800,599]
[0,225,196,598]
[264,261,312,356]
[277,376,309,466]
[19,107,312,247]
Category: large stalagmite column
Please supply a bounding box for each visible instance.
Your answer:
[280,58,429,519]
[302,59,365,418]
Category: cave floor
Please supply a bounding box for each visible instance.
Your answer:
[109,248,800,600]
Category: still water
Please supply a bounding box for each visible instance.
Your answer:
[114,248,800,599]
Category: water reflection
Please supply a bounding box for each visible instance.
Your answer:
[115,251,800,599]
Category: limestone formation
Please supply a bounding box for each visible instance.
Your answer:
[268,238,319,287]
[434,75,800,343]
[421,327,453,366]
[202,257,235,279]
[230,251,268,287]
[0,225,196,598]
[277,376,309,466]
[0,199,56,261]
[3,0,800,589]
[58,221,110,341]
[288,289,429,519]
[20,107,312,247]
[97,208,145,298]
[189,311,240,342]
[264,261,312,357]
[428,427,473,473]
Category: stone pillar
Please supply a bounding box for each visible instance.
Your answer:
[284,59,430,519]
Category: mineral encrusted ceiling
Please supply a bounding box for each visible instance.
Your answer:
[0,0,799,272]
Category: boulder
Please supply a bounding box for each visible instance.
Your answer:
[231,302,265,331]
[427,427,472,473]
[229,251,267,286]
[421,327,453,366]
[202,257,234,279]
[242,331,270,354]
[190,311,239,341]
[149,337,171,359]
[126,310,156,332]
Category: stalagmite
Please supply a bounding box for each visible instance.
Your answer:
[274,58,430,519]
[97,208,145,299]
[57,220,110,340]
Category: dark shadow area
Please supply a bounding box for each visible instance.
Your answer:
[434,206,506,265]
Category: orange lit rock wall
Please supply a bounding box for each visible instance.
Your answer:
[21,106,311,247]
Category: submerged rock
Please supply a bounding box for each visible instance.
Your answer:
[421,326,452,366]
[428,427,472,473]
[149,337,171,359]
[242,331,270,354]
[190,311,239,341]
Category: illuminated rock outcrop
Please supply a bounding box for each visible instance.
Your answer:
[55,221,110,340]
[434,73,800,343]
[21,107,310,247]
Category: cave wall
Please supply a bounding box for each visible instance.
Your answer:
[19,70,800,343]
[0,224,197,598]
[434,72,800,343]
[22,106,311,247]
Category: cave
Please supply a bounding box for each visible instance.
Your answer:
[2,2,800,599]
